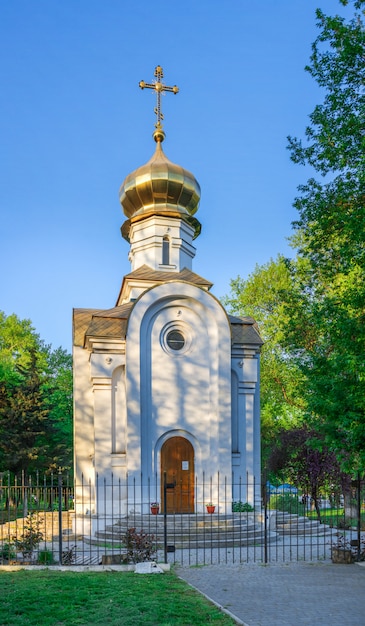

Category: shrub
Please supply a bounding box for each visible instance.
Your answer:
[269,494,305,515]
[124,527,157,563]
[37,549,55,565]
[13,513,44,558]
[232,501,254,512]
[337,519,351,530]
[0,542,16,561]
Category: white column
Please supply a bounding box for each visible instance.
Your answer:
[240,352,260,507]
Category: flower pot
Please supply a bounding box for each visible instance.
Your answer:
[206,506,215,514]
[150,506,159,515]
[331,548,354,564]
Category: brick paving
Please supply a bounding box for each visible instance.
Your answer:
[176,561,365,626]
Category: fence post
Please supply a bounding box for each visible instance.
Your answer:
[357,472,361,562]
[58,468,63,565]
[163,472,176,563]
[263,471,268,564]
[163,472,167,563]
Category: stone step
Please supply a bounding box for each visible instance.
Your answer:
[277,527,329,537]
[275,514,307,521]
[103,521,258,535]
[275,512,331,536]
[90,512,277,548]
[112,514,257,526]
[96,528,265,542]
[276,520,319,528]
[86,530,278,549]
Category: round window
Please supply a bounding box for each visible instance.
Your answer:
[166,329,185,351]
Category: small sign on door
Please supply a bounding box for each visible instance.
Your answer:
[182,461,189,470]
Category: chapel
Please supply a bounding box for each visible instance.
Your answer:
[73,67,262,526]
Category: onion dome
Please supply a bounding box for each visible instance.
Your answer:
[120,134,201,242]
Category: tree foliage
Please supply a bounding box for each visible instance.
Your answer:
[268,427,341,518]
[224,1,365,476]
[223,256,306,463]
[0,350,50,474]
[286,0,365,471]
[0,312,73,474]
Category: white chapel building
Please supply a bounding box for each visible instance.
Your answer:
[73,68,262,523]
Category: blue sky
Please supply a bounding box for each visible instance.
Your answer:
[0,1,353,352]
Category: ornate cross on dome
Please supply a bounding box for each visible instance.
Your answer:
[139,66,179,141]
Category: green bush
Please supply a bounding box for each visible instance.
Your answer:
[232,501,254,512]
[14,513,44,558]
[37,549,55,565]
[0,542,16,561]
[269,494,305,515]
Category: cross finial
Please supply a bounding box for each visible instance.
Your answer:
[139,66,179,142]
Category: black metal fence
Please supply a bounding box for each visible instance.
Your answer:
[0,471,364,566]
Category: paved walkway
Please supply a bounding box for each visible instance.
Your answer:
[176,562,365,626]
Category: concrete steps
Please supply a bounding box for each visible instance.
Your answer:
[275,512,331,536]
[89,513,278,548]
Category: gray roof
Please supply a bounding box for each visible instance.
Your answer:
[116,265,213,304]
[229,315,263,346]
[73,294,262,349]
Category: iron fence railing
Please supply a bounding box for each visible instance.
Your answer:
[0,471,364,566]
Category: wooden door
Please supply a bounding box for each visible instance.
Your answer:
[161,437,194,513]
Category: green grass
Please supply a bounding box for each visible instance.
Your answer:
[307,508,365,529]
[307,508,344,525]
[0,569,236,625]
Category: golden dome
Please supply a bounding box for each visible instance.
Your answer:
[120,138,201,242]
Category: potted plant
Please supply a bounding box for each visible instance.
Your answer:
[206,503,215,514]
[150,502,160,515]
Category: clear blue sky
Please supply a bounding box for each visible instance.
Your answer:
[0,1,353,352]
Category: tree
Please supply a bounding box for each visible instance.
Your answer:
[0,349,50,474]
[0,312,73,474]
[0,312,46,371]
[286,0,365,472]
[223,256,306,464]
[43,347,73,472]
[268,427,341,520]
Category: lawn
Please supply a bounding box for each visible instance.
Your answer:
[307,508,365,529]
[0,569,236,625]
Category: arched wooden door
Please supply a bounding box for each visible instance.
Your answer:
[161,437,195,513]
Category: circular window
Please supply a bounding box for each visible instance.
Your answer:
[161,321,193,356]
[166,329,185,351]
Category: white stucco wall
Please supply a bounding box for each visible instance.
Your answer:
[129,215,196,272]
[125,281,232,509]
[73,287,261,521]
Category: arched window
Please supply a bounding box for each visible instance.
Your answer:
[162,236,170,265]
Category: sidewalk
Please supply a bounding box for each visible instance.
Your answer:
[176,561,365,626]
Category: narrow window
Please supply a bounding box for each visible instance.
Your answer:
[162,236,170,265]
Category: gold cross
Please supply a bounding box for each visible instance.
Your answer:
[139,66,179,139]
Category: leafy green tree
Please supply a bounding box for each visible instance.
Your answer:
[286,0,365,471]
[0,311,47,371]
[223,256,306,465]
[0,349,50,474]
[0,312,73,474]
[268,427,341,519]
[43,347,73,472]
